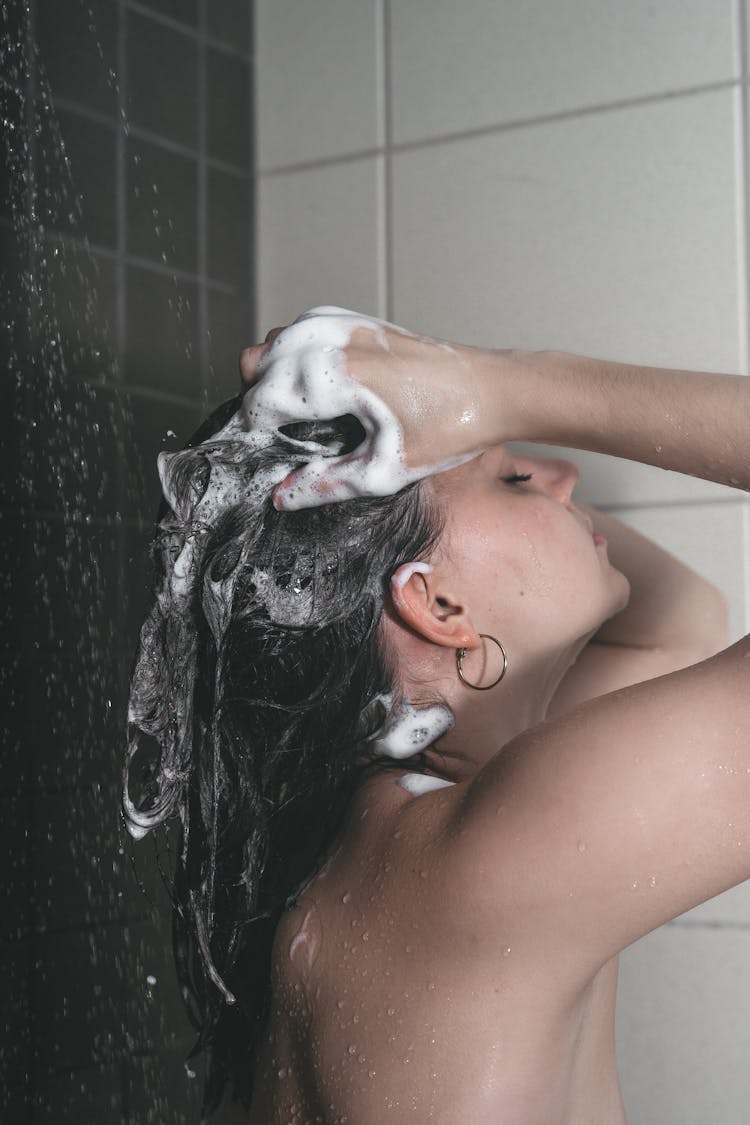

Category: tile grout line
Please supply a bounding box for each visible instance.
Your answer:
[115,0,128,656]
[375,0,388,320]
[603,494,749,514]
[126,0,252,61]
[115,5,130,1112]
[738,0,750,633]
[197,0,209,407]
[251,0,260,338]
[737,0,750,634]
[258,77,742,179]
[51,95,250,179]
[115,1,127,374]
[24,1,39,1103]
[667,917,750,931]
[735,0,750,380]
[39,229,238,294]
[248,0,257,341]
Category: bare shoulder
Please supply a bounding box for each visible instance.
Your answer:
[438,635,750,982]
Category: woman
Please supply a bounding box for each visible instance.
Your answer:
[125,308,747,1123]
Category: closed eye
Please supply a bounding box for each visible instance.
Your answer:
[503,472,533,484]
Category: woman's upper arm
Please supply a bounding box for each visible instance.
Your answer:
[546,636,722,717]
[445,634,750,978]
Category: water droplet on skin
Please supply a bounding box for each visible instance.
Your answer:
[342,891,351,904]
[277,1067,287,1079]
[502,946,511,957]
[648,874,657,887]
[577,840,587,853]
[288,907,321,975]
[655,444,663,453]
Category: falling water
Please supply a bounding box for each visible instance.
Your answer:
[0,2,216,1120]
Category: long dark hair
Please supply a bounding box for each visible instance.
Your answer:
[123,398,445,1115]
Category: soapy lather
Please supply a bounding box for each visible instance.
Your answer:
[243,306,481,511]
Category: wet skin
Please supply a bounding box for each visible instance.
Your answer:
[239,451,631,1124]
[230,326,744,1123]
[244,770,626,1125]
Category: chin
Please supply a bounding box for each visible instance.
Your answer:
[609,567,632,616]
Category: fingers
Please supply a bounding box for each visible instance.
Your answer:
[238,326,286,387]
[271,460,355,511]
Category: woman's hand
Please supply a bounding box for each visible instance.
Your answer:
[238,306,502,510]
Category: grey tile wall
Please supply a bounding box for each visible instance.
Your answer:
[0,1,254,1121]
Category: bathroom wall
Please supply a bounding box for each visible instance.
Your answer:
[252,2,750,1122]
[1,0,253,1120]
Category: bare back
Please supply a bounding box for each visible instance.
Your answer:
[245,772,627,1125]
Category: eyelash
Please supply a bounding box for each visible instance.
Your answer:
[503,472,533,484]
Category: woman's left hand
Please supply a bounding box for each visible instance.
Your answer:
[237,306,497,510]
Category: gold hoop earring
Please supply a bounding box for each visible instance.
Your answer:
[455,634,508,691]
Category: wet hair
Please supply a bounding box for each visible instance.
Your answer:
[123,397,445,1115]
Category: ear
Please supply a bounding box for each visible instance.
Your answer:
[389,562,481,650]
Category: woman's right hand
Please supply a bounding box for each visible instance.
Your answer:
[238,306,505,510]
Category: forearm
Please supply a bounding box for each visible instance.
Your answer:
[580,505,729,655]
[482,349,750,493]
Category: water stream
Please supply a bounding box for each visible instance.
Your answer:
[1,2,210,1119]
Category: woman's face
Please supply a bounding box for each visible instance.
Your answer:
[428,446,630,655]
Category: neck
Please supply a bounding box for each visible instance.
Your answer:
[419,640,589,784]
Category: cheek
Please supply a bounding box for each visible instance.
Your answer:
[514,510,600,604]
[507,507,571,594]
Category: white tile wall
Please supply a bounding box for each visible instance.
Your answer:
[617,925,750,1124]
[257,157,384,329]
[390,0,740,144]
[390,90,742,368]
[255,0,383,170]
[683,879,750,925]
[390,89,745,508]
[254,3,750,1122]
[606,500,748,643]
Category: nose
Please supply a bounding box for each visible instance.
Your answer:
[543,458,580,504]
[518,455,579,504]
